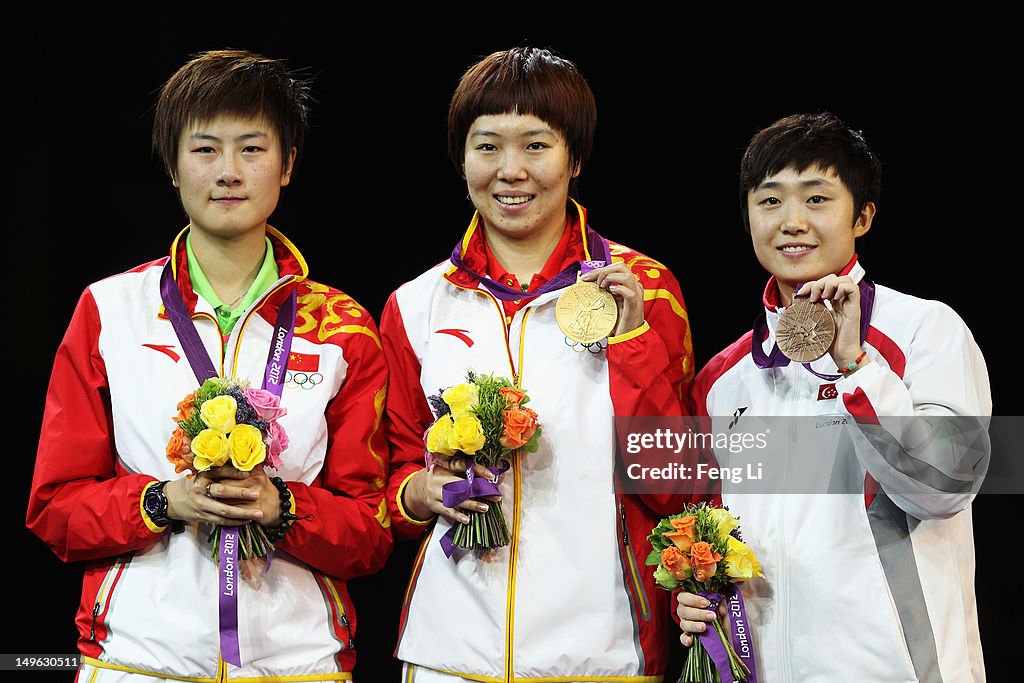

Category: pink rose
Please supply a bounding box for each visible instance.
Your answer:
[263,420,290,469]
[243,387,288,421]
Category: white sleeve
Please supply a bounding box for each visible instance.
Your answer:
[836,300,992,519]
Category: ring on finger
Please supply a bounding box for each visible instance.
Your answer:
[205,483,214,498]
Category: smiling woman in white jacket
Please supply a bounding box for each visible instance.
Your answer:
[678,112,991,683]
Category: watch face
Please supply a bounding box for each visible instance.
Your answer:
[143,492,161,515]
[144,484,168,520]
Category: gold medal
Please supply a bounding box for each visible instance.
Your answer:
[775,299,836,362]
[556,280,618,345]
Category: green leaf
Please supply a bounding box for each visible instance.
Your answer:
[522,427,542,453]
[653,563,680,590]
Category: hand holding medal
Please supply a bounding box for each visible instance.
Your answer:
[559,261,645,343]
[778,275,867,370]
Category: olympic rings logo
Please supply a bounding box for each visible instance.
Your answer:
[285,371,324,390]
[563,336,607,355]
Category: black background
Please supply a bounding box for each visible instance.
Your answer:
[10,13,1017,682]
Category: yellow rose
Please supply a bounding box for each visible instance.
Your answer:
[724,536,764,581]
[451,413,485,454]
[709,507,741,540]
[228,424,267,471]
[426,415,457,456]
[442,383,479,417]
[200,395,237,433]
[191,428,230,471]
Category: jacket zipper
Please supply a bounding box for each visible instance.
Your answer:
[501,306,532,683]
[317,571,356,651]
[89,558,125,642]
[503,452,523,683]
[618,501,651,621]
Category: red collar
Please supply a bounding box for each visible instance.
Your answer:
[447,201,589,292]
[762,253,860,312]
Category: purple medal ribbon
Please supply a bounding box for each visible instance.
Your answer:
[752,279,875,381]
[159,259,297,668]
[697,589,758,683]
[448,221,612,301]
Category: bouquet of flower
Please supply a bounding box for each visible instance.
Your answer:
[647,502,763,683]
[165,377,290,563]
[425,370,541,552]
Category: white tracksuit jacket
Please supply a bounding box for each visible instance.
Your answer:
[693,260,991,682]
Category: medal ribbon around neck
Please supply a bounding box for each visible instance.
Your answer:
[448,223,612,301]
[751,279,875,381]
[159,260,297,667]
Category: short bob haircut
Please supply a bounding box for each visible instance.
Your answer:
[447,46,597,178]
[152,49,313,180]
[739,112,882,232]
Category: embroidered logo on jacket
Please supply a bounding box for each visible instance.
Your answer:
[435,329,474,347]
[142,344,180,362]
[818,383,838,400]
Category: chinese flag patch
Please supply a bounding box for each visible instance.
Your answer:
[817,383,838,400]
[288,351,320,372]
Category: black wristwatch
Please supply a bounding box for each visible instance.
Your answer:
[143,481,182,532]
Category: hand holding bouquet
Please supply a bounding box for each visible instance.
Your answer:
[166,377,290,564]
[425,370,541,554]
[647,502,763,683]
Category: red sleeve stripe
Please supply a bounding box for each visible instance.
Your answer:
[865,326,906,379]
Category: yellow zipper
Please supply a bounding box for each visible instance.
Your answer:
[89,557,125,642]
[618,503,651,621]
[502,308,531,682]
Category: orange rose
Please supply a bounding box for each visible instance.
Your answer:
[499,386,527,407]
[690,541,723,582]
[664,515,697,552]
[165,427,194,474]
[174,392,197,422]
[500,407,539,449]
[661,546,692,580]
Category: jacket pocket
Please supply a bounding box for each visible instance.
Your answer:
[312,571,355,652]
[88,555,132,642]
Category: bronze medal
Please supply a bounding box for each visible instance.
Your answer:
[556,281,618,345]
[775,299,836,362]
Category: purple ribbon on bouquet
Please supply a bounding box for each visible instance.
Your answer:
[696,589,759,683]
[438,464,503,558]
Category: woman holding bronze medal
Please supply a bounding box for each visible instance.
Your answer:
[380,46,706,681]
[676,112,992,682]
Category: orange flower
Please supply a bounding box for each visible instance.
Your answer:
[499,407,539,449]
[661,546,692,580]
[499,386,527,407]
[165,427,194,474]
[690,541,723,582]
[664,515,697,552]
[174,392,197,422]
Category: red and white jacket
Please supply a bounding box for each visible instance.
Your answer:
[382,202,708,682]
[27,227,392,681]
[693,259,991,683]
